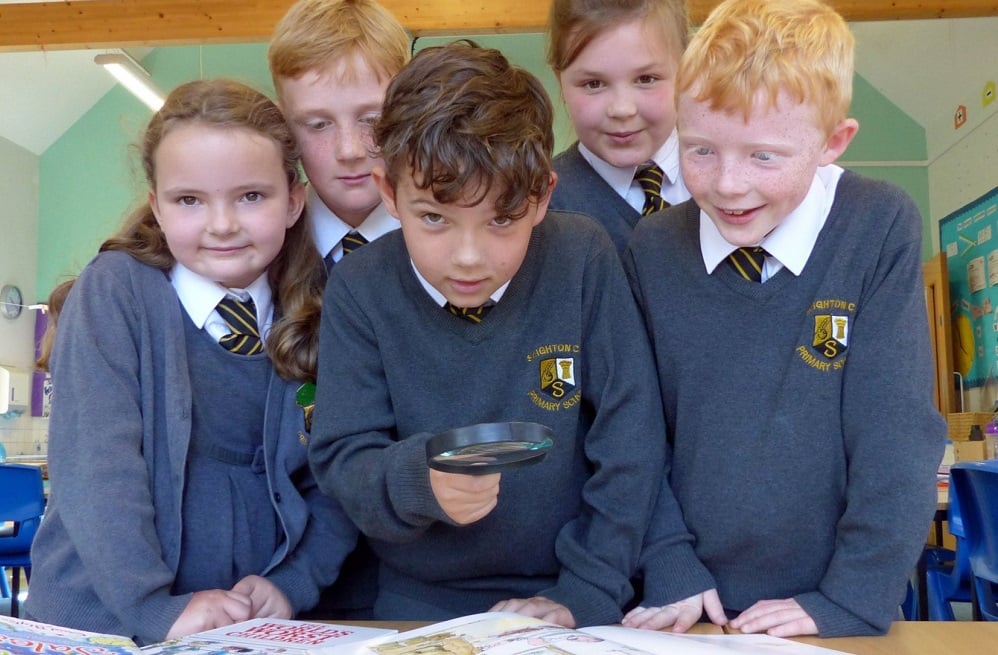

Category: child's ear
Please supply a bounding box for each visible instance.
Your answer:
[286,182,306,228]
[531,171,558,227]
[148,190,163,226]
[820,118,860,166]
[373,166,400,218]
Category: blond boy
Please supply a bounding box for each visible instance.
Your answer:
[623,0,945,637]
[269,0,410,271]
[267,0,410,618]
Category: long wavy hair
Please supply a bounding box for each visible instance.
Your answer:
[41,79,325,382]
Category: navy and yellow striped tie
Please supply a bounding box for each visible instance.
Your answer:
[728,247,768,282]
[217,296,263,355]
[341,231,369,254]
[636,164,668,215]
[324,232,370,272]
[445,302,492,324]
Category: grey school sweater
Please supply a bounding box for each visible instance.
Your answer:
[309,211,703,626]
[624,171,946,636]
[551,142,642,257]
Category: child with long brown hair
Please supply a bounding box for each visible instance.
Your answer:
[25,79,356,644]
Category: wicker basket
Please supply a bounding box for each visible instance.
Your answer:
[947,412,994,441]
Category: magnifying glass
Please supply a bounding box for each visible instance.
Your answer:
[426,421,554,475]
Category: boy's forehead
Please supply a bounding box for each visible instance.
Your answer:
[277,60,389,113]
[677,87,828,145]
[285,50,393,88]
[680,84,821,124]
[400,165,501,208]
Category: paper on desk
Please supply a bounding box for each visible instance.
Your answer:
[584,626,853,655]
[316,613,852,655]
[140,619,396,655]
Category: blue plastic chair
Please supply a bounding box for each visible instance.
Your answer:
[950,460,998,621]
[0,463,45,617]
[924,472,973,620]
[901,578,918,620]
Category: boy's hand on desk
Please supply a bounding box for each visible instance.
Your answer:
[490,596,575,628]
[232,575,292,619]
[167,589,253,639]
[622,588,726,632]
[728,598,817,637]
[429,469,501,524]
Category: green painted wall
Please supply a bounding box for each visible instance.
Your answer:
[37,44,273,298]
[841,74,931,260]
[846,75,926,161]
[39,88,145,294]
[36,36,933,298]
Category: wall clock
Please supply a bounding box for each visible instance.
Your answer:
[1,284,23,319]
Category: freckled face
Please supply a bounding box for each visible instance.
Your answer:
[558,17,679,168]
[277,53,389,228]
[678,89,847,247]
[375,168,554,308]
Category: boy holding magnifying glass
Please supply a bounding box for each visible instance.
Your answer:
[308,41,711,627]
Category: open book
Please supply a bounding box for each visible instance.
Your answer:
[317,613,852,655]
[0,613,855,655]
[141,618,397,655]
[0,616,395,655]
[0,615,139,655]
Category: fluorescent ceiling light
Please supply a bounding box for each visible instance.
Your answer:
[94,51,165,111]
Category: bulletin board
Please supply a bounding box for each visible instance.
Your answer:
[940,186,998,389]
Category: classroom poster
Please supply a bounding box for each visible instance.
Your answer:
[32,309,51,417]
[940,186,998,388]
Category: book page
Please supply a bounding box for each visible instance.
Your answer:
[322,613,652,655]
[326,614,854,655]
[0,615,140,655]
[582,626,853,655]
[140,619,396,655]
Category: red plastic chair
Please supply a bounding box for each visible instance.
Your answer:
[0,463,45,617]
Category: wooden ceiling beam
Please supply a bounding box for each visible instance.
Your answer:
[1,0,996,52]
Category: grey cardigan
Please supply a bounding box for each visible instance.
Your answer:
[25,251,357,644]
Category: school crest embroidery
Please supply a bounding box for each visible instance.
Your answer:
[813,314,849,359]
[296,382,316,434]
[540,357,576,400]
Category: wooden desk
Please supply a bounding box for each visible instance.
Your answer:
[783,622,998,655]
[348,621,998,655]
[684,622,998,654]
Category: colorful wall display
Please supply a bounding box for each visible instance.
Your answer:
[940,186,998,389]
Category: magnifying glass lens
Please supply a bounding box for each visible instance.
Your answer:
[426,423,554,474]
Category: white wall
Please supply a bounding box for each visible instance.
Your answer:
[928,110,998,255]
[0,135,45,456]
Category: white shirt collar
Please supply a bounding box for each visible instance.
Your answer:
[577,129,689,210]
[410,261,509,308]
[652,130,687,204]
[169,263,274,337]
[307,185,399,262]
[700,164,844,278]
